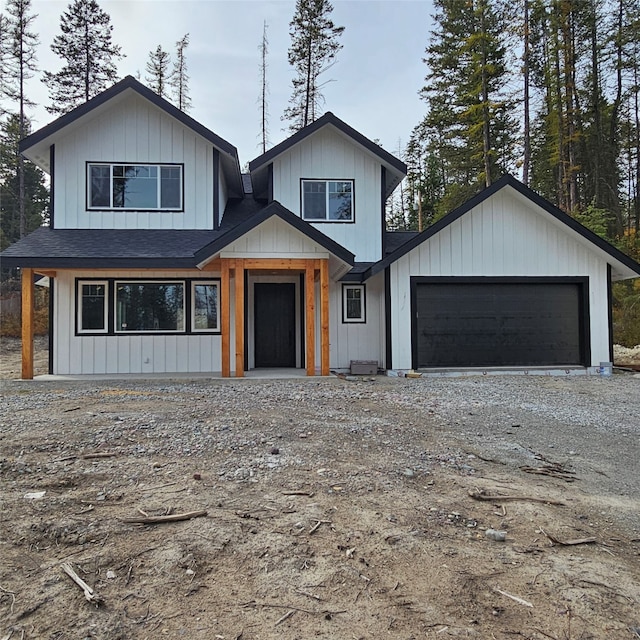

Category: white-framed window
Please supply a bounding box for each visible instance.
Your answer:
[88,163,183,211]
[115,281,185,333]
[302,179,354,221]
[77,280,108,333]
[191,280,220,332]
[342,284,366,323]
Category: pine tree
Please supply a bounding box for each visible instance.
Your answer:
[0,114,48,250]
[44,0,122,115]
[4,0,39,238]
[282,0,344,132]
[417,0,516,211]
[145,44,171,99]
[170,34,190,112]
[258,21,269,153]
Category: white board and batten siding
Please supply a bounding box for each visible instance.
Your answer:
[390,188,612,369]
[53,270,223,375]
[271,127,383,262]
[53,93,217,230]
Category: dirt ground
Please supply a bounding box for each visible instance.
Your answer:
[1,338,639,640]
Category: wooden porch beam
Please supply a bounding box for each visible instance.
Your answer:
[319,259,330,376]
[242,258,314,271]
[34,270,57,278]
[234,259,245,378]
[21,268,34,380]
[305,264,316,376]
[221,259,231,377]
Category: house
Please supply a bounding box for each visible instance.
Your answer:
[2,76,639,379]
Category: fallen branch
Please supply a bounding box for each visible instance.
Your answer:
[540,528,596,546]
[493,588,533,608]
[275,610,295,626]
[309,520,332,535]
[282,490,315,497]
[469,488,565,506]
[61,563,102,605]
[520,464,576,481]
[121,510,207,524]
[0,585,16,615]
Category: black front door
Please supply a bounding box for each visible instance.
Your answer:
[254,283,296,367]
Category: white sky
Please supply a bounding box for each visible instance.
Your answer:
[19,0,434,166]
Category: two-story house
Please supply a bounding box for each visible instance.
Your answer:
[3,76,639,379]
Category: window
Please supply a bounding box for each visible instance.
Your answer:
[116,282,184,333]
[77,281,108,333]
[302,180,353,221]
[342,284,365,323]
[88,164,182,210]
[192,281,220,332]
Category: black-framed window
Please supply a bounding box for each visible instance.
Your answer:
[77,281,108,333]
[88,163,183,211]
[302,179,354,221]
[75,278,220,336]
[342,284,366,323]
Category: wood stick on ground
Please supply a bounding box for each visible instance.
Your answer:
[469,489,565,505]
[122,510,207,524]
[0,585,16,614]
[493,588,533,607]
[61,562,102,604]
[282,490,315,497]
[539,528,596,546]
[309,520,332,535]
[82,452,117,460]
[275,610,295,626]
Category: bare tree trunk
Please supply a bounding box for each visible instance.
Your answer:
[522,0,531,186]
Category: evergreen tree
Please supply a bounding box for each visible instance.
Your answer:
[0,114,48,250]
[258,21,269,153]
[145,44,171,99]
[417,0,516,211]
[0,14,13,109]
[170,34,190,112]
[44,0,122,115]
[282,0,344,132]
[3,0,38,238]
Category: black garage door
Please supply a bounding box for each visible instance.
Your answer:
[412,278,589,368]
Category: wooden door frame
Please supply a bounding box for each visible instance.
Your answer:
[220,257,330,377]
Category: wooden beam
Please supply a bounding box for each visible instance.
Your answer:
[305,264,315,376]
[34,270,57,278]
[221,259,231,377]
[242,258,311,271]
[234,259,245,377]
[319,259,330,376]
[200,258,222,272]
[21,268,34,380]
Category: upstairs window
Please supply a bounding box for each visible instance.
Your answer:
[88,163,183,211]
[302,179,353,222]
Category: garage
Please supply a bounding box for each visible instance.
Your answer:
[411,277,590,368]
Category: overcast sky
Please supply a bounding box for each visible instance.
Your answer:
[19,0,434,166]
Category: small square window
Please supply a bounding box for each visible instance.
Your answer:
[342,284,366,323]
[302,179,353,222]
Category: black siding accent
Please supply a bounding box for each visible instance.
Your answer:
[607,263,614,363]
[384,267,392,370]
[213,148,220,230]
[49,145,55,228]
[267,163,273,203]
[381,166,386,256]
[244,269,249,371]
[48,278,54,374]
[299,273,305,369]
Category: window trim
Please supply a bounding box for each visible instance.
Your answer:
[76,279,109,334]
[191,279,221,333]
[75,278,221,336]
[342,284,366,323]
[300,178,355,223]
[86,162,184,212]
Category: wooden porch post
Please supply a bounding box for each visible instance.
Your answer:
[221,259,231,377]
[305,263,315,376]
[21,268,34,380]
[234,259,245,377]
[319,259,330,376]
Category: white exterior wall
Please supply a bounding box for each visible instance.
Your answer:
[53,270,223,375]
[390,189,611,369]
[328,271,386,370]
[53,93,219,230]
[271,127,382,262]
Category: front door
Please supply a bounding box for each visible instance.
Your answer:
[254,283,296,367]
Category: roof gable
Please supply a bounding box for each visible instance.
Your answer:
[367,175,640,281]
[19,76,243,196]
[248,112,407,199]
